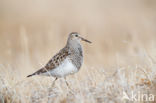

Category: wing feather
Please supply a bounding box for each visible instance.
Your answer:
[27,47,70,77]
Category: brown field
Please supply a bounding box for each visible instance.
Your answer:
[0,0,156,103]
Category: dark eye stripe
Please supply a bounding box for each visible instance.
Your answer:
[75,35,78,37]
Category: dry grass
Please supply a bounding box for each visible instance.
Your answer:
[0,0,156,103]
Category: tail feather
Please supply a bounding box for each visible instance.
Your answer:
[27,67,45,78]
[27,73,36,77]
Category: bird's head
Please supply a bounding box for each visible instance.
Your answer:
[68,32,92,44]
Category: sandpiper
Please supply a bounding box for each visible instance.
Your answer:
[27,32,91,85]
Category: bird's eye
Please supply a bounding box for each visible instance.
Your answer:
[75,35,78,37]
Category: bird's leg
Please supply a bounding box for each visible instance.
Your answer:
[64,77,71,89]
[64,77,75,95]
[52,77,58,87]
[48,77,58,102]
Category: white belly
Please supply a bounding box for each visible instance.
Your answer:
[43,58,78,77]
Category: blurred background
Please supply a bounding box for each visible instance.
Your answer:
[0,0,156,76]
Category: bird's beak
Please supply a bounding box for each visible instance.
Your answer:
[79,36,92,44]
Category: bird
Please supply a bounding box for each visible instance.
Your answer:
[27,32,91,86]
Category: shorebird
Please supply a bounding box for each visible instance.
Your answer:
[27,32,91,86]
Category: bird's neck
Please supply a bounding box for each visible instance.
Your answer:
[66,40,82,51]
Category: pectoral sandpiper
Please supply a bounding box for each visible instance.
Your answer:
[27,32,91,86]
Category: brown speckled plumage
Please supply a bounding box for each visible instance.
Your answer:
[27,32,91,78]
